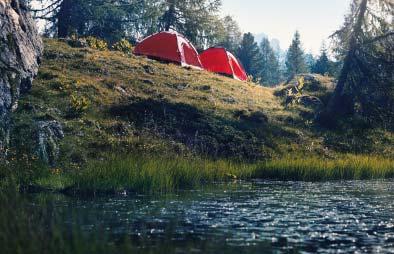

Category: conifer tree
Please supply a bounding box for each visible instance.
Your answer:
[259,37,280,85]
[321,0,393,126]
[237,33,263,79]
[305,53,316,73]
[159,0,222,49]
[285,31,307,78]
[30,0,153,42]
[216,15,242,53]
[29,0,223,47]
[312,43,331,75]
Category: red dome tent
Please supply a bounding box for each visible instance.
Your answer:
[199,47,248,81]
[134,31,202,68]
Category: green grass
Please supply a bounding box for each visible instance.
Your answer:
[11,38,393,172]
[55,155,254,194]
[5,39,393,194]
[254,155,394,181]
[2,37,393,254]
[27,154,394,194]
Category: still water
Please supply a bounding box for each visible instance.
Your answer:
[33,180,394,253]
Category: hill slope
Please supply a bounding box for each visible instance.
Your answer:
[10,39,394,170]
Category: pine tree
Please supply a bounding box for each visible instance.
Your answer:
[161,0,177,31]
[237,33,263,78]
[259,37,280,86]
[312,43,330,75]
[305,53,316,73]
[321,0,394,126]
[56,0,73,38]
[158,0,222,49]
[285,31,307,78]
[31,0,151,42]
[216,15,242,53]
[30,0,226,47]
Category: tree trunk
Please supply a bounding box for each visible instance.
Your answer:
[164,1,176,31]
[323,0,369,120]
[57,0,72,38]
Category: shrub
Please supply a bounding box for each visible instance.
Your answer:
[85,36,108,51]
[247,75,261,83]
[112,39,134,54]
[70,94,89,115]
[297,76,305,92]
[245,111,268,124]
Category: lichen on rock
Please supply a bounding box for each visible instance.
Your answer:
[36,120,64,167]
[0,0,43,158]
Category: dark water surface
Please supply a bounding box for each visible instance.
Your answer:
[32,180,394,253]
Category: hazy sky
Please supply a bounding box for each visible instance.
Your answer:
[221,0,351,54]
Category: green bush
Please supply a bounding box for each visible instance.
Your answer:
[112,39,134,54]
[85,36,108,50]
[70,94,89,115]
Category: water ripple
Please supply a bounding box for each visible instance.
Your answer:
[33,180,394,253]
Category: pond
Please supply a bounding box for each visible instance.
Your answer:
[31,180,394,253]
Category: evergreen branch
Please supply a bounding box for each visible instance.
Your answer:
[362,32,394,45]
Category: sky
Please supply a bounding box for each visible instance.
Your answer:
[221,0,351,54]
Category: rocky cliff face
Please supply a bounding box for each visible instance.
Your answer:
[0,0,43,158]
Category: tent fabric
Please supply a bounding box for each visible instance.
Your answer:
[199,47,248,81]
[134,31,202,68]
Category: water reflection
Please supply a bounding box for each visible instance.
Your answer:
[31,180,394,253]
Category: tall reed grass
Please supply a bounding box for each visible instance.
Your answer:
[4,154,393,194]
[67,154,394,194]
[254,155,394,181]
[71,155,255,193]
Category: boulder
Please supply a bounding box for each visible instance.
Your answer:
[297,95,324,108]
[36,120,64,167]
[0,0,43,157]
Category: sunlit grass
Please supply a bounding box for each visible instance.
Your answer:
[29,154,394,194]
[1,155,393,253]
[70,155,255,194]
[7,39,394,194]
[254,155,394,181]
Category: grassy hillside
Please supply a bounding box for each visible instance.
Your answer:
[5,38,394,192]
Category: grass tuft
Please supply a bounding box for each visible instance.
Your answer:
[71,155,254,194]
[29,154,394,194]
[254,155,394,181]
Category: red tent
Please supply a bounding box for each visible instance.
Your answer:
[199,47,248,81]
[134,31,202,68]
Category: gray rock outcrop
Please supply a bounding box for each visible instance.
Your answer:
[36,120,64,167]
[0,0,43,158]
